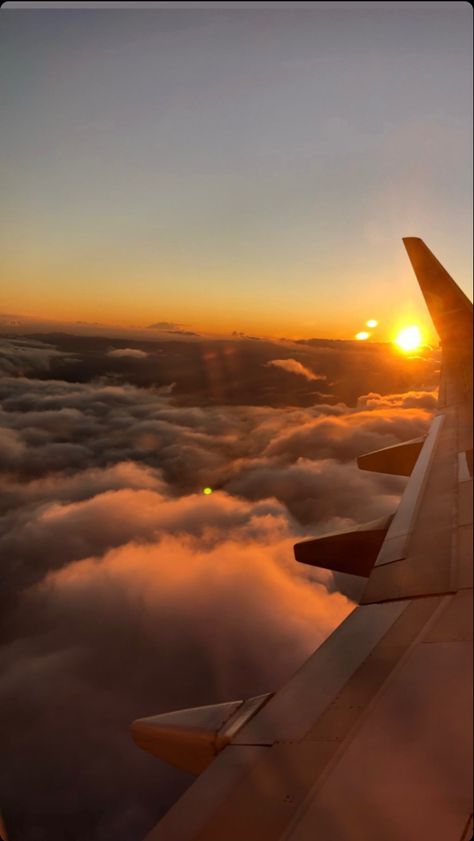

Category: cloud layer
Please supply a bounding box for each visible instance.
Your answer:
[0,338,74,377]
[2,488,352,840]
[0,337,437,841]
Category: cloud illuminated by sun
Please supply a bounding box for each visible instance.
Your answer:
[394,325,422,353]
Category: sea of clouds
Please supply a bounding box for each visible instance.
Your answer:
[0,337,437,840]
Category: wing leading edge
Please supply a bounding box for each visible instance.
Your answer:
[134,239,473,841]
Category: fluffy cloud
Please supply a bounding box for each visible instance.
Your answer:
[357,390,438,410]
[0,375,432,493]
[225,457,403,527]
[266,358,326,381]
[1,487,296,597]
[263,405,431,463]
[0,486,351,840]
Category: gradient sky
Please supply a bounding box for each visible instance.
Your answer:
[1,2,472,340]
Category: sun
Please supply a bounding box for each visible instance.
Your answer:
[394,325,422,353]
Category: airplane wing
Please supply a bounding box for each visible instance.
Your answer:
[132,238,473,841]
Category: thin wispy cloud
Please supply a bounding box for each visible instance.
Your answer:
[266,358,326,381]
[107,348,149,359]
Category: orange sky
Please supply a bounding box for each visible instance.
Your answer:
[2,255,440,344]
[1,6,471,346]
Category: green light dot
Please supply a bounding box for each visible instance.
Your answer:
[203,487,213,495]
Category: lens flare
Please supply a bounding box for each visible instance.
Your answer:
[355,331,370,341]
[366,319,378,328]
[203,487,213,495]
[394,325,422,353]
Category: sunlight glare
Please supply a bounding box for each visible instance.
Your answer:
[355,331,370,341]
[394,325,422,353]
[366,319,378,328]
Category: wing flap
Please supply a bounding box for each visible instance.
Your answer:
[294,515,393,577]
[357,437,425,476]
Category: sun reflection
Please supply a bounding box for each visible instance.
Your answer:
[394,325,422,353]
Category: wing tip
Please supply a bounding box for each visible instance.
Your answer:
[401,236,472,346]
[402,236,424,251]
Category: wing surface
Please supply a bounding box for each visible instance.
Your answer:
[135,239,473,841]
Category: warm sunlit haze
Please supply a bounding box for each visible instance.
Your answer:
[394,324,423,353]
[1,3,472,343]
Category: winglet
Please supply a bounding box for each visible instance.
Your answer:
[131,694,270,775]
[402,238,472,347]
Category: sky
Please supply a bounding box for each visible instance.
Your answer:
[1,2,472,341]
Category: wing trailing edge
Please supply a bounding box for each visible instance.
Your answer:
[294,515,393,577]
[357,437,425,476]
